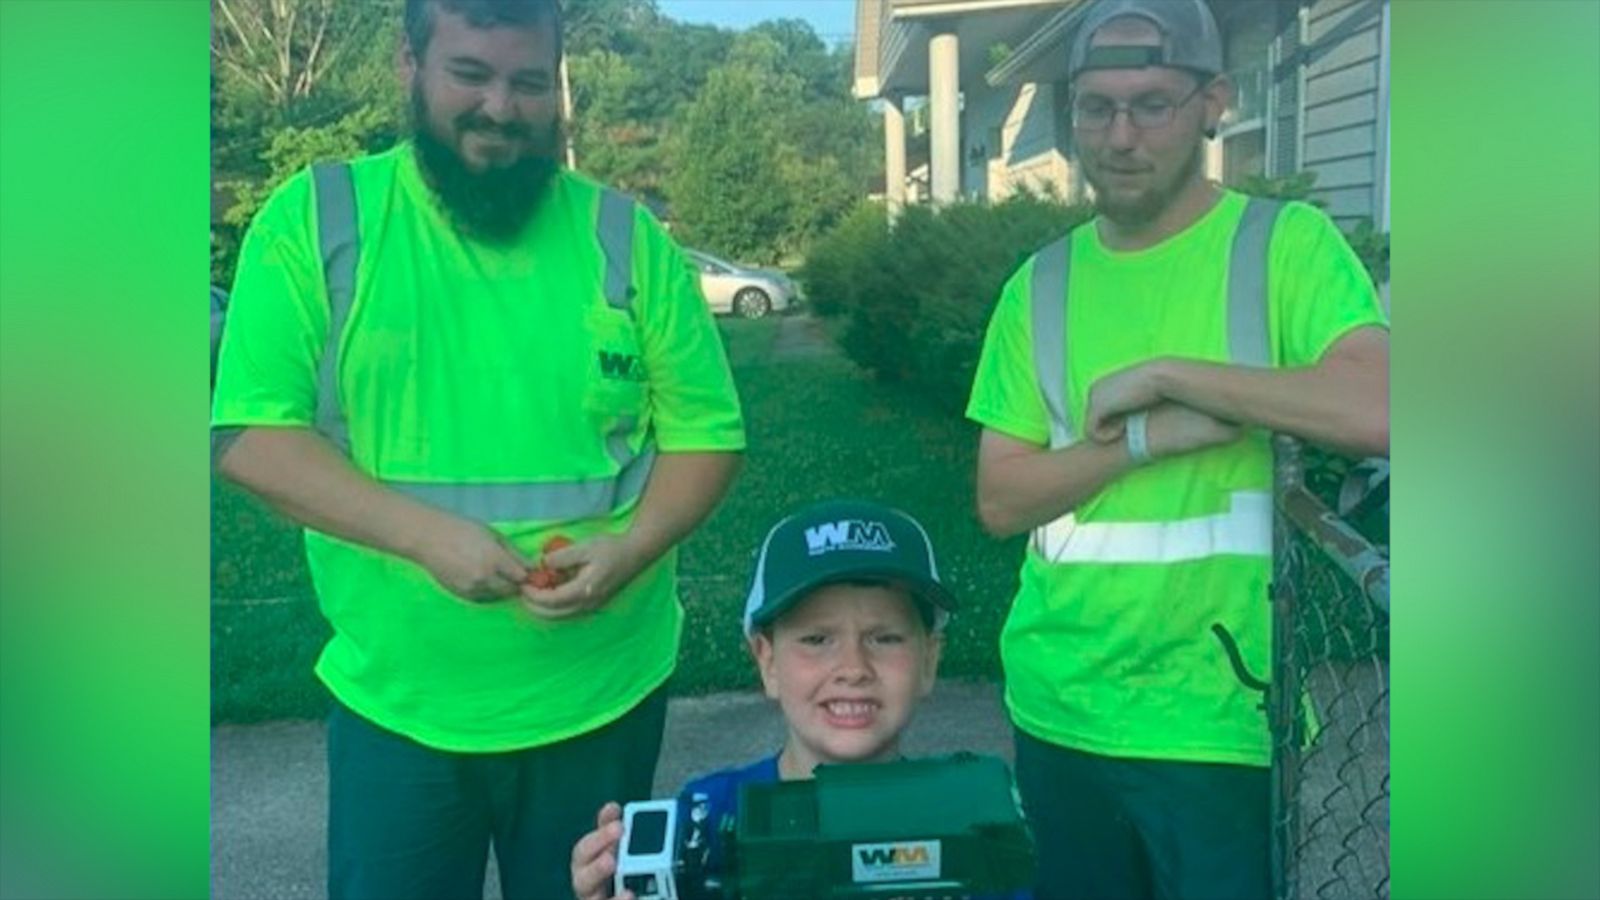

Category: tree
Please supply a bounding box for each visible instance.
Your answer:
[665,51,799,263]
[211,0,395,115]
[565,0,660,56]
[213,104,395,285]
[568,49,664,200]
[747,19,836,101]
[211,2,881,278]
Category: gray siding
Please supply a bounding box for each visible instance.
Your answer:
[1304,123,1376,163]
[1304,92,1376,134]
[1300,0,1383,225]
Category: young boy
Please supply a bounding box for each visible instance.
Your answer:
[571,498,957,900]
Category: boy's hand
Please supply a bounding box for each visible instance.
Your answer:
[571,801,632,900]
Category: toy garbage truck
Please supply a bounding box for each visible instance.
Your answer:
[617,753,1035,900]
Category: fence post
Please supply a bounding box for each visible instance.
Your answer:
[1270,435,1305,900]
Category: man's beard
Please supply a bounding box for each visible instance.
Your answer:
[1086,140,1204,228]
[411,86,562,243]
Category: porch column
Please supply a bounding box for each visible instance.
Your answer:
[928,30,960,204]
[883,93,907,222]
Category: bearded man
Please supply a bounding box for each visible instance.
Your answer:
[211,2,744,897]
[965,0,1389,896]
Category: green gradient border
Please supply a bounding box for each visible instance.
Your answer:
[1391,1,1600,898]
[0,2,210,897]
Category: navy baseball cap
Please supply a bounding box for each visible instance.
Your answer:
[742,499,957,636]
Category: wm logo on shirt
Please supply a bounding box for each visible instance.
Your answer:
[597,350,647,382]
[804,520,895,556]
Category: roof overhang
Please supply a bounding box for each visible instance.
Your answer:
[855,0,1068,99]
[983,0,1093,87]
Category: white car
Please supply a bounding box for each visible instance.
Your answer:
[685,249,799,319]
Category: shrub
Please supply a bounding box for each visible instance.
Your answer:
[799,189,1092,411]
[802,176,1390,412]
[797,200,890,318]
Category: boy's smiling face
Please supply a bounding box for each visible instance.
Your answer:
[752,582,942,777]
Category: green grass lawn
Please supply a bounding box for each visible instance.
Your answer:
[211,316,1025,722]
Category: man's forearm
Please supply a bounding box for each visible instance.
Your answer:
[1152,355,1389,458]
[216,426,439,560]
[977,435,1133,538]
[620,451,742,566]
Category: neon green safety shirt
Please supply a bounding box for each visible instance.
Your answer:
[212,144,745,752]
[966,191,1386,766]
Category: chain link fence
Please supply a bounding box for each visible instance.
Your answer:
[1271,437,1391,900]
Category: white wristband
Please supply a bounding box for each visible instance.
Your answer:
[1126,411,1153,465]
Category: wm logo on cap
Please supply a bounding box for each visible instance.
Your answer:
[804,520,894,556]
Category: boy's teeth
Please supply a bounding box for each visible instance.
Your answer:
[826,701,873,716]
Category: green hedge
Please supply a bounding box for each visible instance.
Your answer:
[798,192,1093,413]
[799,177,1389,415]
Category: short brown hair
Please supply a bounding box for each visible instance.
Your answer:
[404,0,563,61]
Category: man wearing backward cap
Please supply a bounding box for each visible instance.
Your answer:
[966,0,1389,896]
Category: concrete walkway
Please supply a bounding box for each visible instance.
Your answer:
[767,311,834,360]
[211,680,1013,900]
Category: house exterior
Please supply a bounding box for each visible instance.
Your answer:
[855,0,1391,233]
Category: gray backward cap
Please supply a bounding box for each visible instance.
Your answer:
[1068,0,1224,80]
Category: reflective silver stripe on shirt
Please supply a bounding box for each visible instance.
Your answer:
[386,442,658,524]
[606,416,641,469]
[1029,235,1075,449]
[1227,197,1284,368]
[312,162,359,451]
[597,187,636,315]
[595,186,653,483]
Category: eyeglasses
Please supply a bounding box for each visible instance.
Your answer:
[1070,82,1206,131]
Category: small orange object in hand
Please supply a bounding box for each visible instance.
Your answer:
[525,535,576,589]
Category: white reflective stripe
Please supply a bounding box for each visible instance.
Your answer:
[1031,490,1272,564]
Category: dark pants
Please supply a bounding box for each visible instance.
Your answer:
[327,688,668,900]
[1014,728,1271,900]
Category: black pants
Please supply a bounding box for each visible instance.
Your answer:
[327,688,667,900]
[1014,728,1271,900]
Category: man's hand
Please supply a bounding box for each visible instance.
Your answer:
[408,512,532,603]
[521,534,643,620]
[1144,402,1242,460]
[1085,361,1168,442]
[571,801,632,900]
